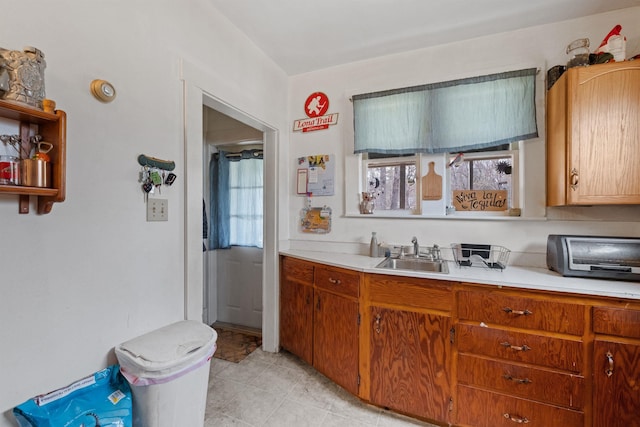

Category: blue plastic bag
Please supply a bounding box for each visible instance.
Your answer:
[13,365,132,427]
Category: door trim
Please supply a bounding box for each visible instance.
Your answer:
[180,59,279,352]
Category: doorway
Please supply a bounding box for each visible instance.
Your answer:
[182,62,279,352]
[203,107,264,330]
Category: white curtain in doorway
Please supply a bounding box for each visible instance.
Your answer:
[229,156,263,247]
[209,149,263,249]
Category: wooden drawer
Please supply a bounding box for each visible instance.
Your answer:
[456,385,584,427]
[281,256,314,285]
[457,289,585,335]
[457,323,583,373]
[457,354,585,409]
[593,306,640,339]
[367,274,453,312]
[315,265,360,298]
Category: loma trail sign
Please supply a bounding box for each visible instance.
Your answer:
[293,92,339,132]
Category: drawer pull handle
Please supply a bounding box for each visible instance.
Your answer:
[503,413,530,424]
[502,374,532,384]
[374,314,382,334]
[501,342,531,352]
[502,307,532,316]
[605,351,614,377]
[328,277,342,285]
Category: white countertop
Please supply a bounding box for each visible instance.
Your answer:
[280,249,640,300]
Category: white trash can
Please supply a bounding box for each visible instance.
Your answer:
[115,320,217,427]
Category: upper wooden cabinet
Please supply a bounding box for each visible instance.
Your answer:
[0,99,66,214]
[546,61,640,206]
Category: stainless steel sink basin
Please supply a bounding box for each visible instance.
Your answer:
[375,257,449,274]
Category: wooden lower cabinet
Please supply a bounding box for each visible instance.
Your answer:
[592,305,640,427]
[280,277,313,364]
[280,257,314,364]
[314,288,359,395]
[280,257,360,395]
[455,286,586,426]
[364,274,453,424]
[456,385,584,427]
[593,340,640,427]
[280,257,640,427]
[369,306,451,422]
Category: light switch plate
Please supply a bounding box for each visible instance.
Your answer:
[147,198,168,221]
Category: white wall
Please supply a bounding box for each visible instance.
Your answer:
[0,1,288,424]
[287,8,640,264]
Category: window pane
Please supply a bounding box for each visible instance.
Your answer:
[367,162,416,210]
[228,159,263,247]
[449,155,513,209]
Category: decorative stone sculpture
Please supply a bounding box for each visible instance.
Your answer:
[0,46,46,109]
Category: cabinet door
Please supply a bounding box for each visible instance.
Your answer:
[313,289,359,394]
[280,277,313,365]
[593,339,640,427]
[370,306,451,422]
[569,63,640,204]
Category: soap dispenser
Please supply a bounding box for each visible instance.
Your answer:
[369,232,378,257]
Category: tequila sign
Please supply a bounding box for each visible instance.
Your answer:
[452,190,508,211]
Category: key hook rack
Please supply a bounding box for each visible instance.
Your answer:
[137,154,175,171]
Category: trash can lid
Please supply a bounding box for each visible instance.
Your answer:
[115,320,217,378]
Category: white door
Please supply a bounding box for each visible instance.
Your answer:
[216,246,263,329]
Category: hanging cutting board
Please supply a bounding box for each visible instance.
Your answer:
[422,161,442,200]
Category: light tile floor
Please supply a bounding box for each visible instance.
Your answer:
[205,347,438,427]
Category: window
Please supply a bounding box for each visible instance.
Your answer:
[365,156,417,211]
[209,149,263,249]
[351,67,539,217]
[228,158,263,247]
[449,147,518,213]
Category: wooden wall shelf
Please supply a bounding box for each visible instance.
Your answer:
[0,99,66,214]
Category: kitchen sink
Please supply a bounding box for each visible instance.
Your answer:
[375,256,449,274]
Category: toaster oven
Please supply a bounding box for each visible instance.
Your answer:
[547,235,640,282]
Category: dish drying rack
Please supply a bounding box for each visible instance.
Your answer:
[451,243,510,270]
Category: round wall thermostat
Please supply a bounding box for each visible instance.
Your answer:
[90,79,116,102]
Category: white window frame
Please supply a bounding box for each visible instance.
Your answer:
[445,146,520,218]
[353,143,526,219]
[362,155,421,215]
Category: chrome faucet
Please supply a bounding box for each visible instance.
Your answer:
[411,236,419,257]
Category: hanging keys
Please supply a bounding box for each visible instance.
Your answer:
[137,165,175,201]
[150,169,162,194]
[165,172,177,186]
[142,181,153,202]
